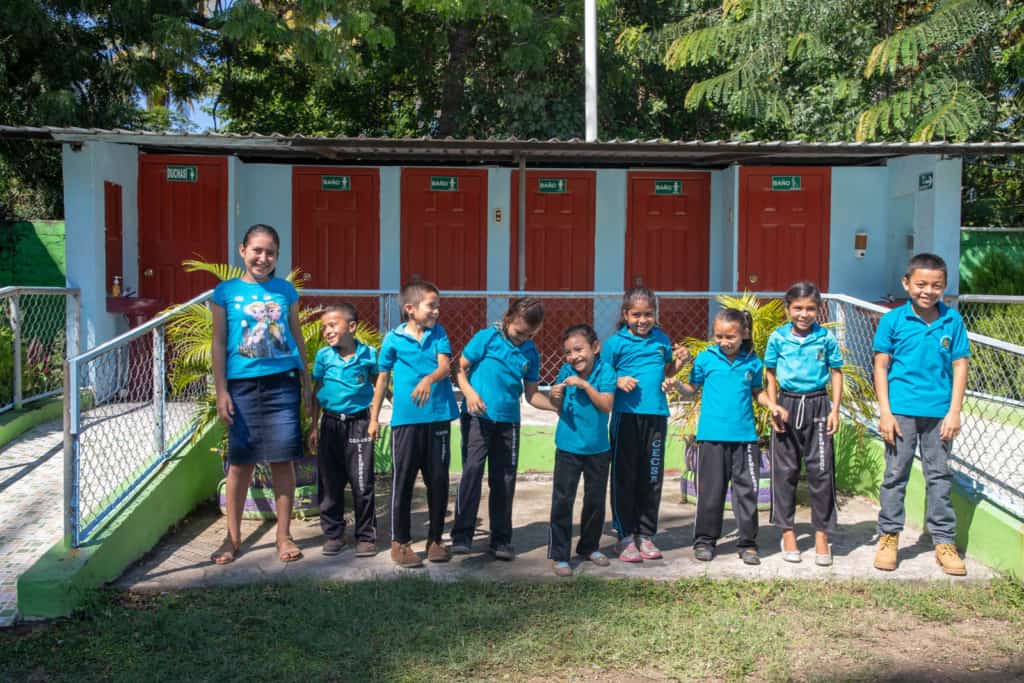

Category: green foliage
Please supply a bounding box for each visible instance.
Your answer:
[959,249,1024,296]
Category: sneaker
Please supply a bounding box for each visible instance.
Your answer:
[874,533,899,571]
[321,537,346,556]
[390,541,423,568]
[354,541,377,557]
[780,537,802,564]
[739,548,761,565]
[426,540,451,563]
[637,536,663,560]
[935,543,966,576]
[585,551,610,567]
[491,544,516,561]
[552,561,573,577]
[693,544,714,562]
[619,541,643,563]
[449,540,472,555]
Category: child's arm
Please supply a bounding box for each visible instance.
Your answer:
[456,355,486,415]
[547,383,565,412]
[667,342,691,376]
[940,358,968,441]
[827,368,843,435]
[368,370,390,440]
[524,381,558,412]
[308,380,322,451]
[211,303,233,425]
[754,387,788,425]
[411,353,451,406]
[661,377,699,398]
[764,369,786,432]
[562,375,614,413]
[873,352,901,445]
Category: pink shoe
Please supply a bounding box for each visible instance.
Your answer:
[619,540,643,563]
[638,536,663,560]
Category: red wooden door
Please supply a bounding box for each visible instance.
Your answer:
[104,181,123,293]
[292,167,380,325]
[626,172,710,342]
[400,168,488,356]
[138,155,228,304]
[510,171,596,382]
[739,167,831,292]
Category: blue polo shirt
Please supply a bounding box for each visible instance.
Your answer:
[461,325,540,423]
[764,323,844,393]
[211,277,303,379]
[689,346,763,442]
[603,326,673,416]
[554,358,617,455]
[312,342,378,414]
[379,323,460,427]
[872,301,970,418]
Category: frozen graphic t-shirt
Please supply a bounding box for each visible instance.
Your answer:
[212,277,303,379]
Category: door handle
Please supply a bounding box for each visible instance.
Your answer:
[748,273,759,284]
[143,268,154,278]
[302,272,313,281]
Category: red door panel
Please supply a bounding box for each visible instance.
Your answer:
[292,167,380,326]
[739,167,831,292]
[626,172,711,342]
[138,155,228,305]
[511,171,595,382]
[401,169,488,356]
[104,181,123,293]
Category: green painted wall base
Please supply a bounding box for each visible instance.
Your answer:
[17,425,224,619]
[0,397,64,449]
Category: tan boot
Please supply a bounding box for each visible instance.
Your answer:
[935,544,967,576]
[390,541,423,568]
[874,533,899,571]
[426,540,451,563]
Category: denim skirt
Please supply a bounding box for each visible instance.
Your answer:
[226,370,304,465]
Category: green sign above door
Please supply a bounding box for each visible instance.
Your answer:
[166,165,198,183]
[654,179,683,195]
[431,176,459,191]
[538,177,567,193]
[321,175,350,191]
[771,175,802,191]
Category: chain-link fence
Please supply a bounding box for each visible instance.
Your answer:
[953,295,1024,344]
[824,293,1024,519]
[65,291,210,546]
[0,286,80,413]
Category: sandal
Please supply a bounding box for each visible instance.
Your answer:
[276,536,303,563]
[211,537,240,565]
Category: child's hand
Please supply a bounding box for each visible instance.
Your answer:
[940,411,961,442]
[770,404,789,432]
[661,377,681,394]
[465,390,487,416]
[411,378,433,406]
[549,383,565,401]
[826,409,840,436]
[368,419,380,441]
[308,426,319,452]
[216,390,234,426]
[564,375,585,388]
[879,412,902,445]
[672,343,691,365]
[617,376,638,393]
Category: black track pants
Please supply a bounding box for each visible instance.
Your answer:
[610,413,667,539]
[693,441,760,549]
[451,415,520,548]
[389,422,451,544]
[317,413,376,542]
[548,449,611,562]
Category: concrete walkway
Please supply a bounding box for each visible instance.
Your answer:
[0,419,64,627]
[116,474,994,593]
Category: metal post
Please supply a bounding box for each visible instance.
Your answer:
[584,0,598,141]
[10,295,21,409]
[153,327,166,456]
[518,155,527,291]
[70,290,81,359]
[63,357,79,547]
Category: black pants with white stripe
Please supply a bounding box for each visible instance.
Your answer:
[693,441,760,549]
[390,422,451,544]
[611,413,667,539]
[451,415,520,548]
[317,412,376,542]
[770,390,838,533]
[548,449,611,562]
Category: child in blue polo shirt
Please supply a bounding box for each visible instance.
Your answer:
[369,280,460,568]
[765,282,844,566]
[310,303,379,558]
[604,286,689,563]
[872,253,970,576]
[546,324,617,577]
[666,308,788,565]
[451,297,555,560]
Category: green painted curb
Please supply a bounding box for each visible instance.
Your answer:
[0,397,63,449]
[17,425,224,619]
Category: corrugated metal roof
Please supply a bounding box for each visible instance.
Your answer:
[2,124,1021,167]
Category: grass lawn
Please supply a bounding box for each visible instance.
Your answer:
[2,577,1023,681]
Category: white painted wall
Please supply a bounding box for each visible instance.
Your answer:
[236,162,293,271]
[709,166,737,292]
[828,167,890,300]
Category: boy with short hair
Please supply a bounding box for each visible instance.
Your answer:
[310,303,379,557]
[369,280,460,568]
[872,253,970,576]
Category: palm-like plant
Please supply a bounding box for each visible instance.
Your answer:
[166,259,383,449]
[668,291,876,439]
